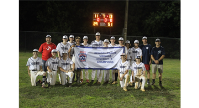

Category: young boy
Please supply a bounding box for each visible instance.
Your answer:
[117,53,130,91]
[80,36,90,83]
[46,49,59,85]
[103,39,110,83]
[131,55,146,91]
[151,38,165,86]
[58,51,74,87]
[108,36,118,84]
[26,49,47,88]
[129,40,142,86]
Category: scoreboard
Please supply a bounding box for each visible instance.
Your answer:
[93,12,113,27]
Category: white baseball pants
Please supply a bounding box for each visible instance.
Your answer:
[110,70,116,82]
[129,61,135,83]
[103,70,109,82]
[30,71,46,86]
[135,75,146,90]
[81,69,89,80]
[91,69,102,81]
[47,71,57,85]
[119,73,129,88]
[60,71,74,85]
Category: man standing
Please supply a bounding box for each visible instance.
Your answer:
[38,35,56,72]
[129,40,142,86]
[90,32,104,84]
[108,36,118,84]
[56,35,71,84]
[139,36,152,85]
[68,35,75,59]
[151,38,165,86]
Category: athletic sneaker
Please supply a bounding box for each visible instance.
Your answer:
[86,80,90,83]
[147,81,150,85]
[112,81,117,84]
[151,82,155,85]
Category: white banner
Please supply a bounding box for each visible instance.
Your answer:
[74,46,124,70]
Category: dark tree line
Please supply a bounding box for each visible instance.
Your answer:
[19,1,180,38]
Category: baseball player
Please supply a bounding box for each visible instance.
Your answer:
[69,36,84,84]
[68,35,75,59]
[129,40,142,86]
[108,36,118,84]
[117,53,130,91]
[80,36,90,83]
[46,49,59,85]
[151,38,165,86]
[26,49,47,88]
[131,55,146,91]
[117,37,128,55]
[56,35,71,84]
[38,35,56,72]
[125,40,132,69]
[58,51,74,87]
[68,35,76,82]
[90,32,104,84]
[103,39,110,83]
[139,36,152,85]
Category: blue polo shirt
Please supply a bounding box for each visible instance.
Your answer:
[151,46,165,65]
[139,44,152,64]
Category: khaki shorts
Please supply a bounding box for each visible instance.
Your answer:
[152,64,163,74]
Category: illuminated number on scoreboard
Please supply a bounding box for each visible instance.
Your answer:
[93,12,113,27]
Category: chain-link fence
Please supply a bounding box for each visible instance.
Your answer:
[19,31,180,59]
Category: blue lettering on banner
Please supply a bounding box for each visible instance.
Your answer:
[97,61,114,63]
[99,55,111,57]
[94,52,116,54]
[96,58,109,60]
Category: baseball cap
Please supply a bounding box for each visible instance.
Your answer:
[104,39,109,43]
[95,32,100,36]
[63,35,68,39]
[125,40,130,44]
[33,49,38,52]
[136,55,141,59]
[134,40,139,43]
[142,36,147,40]
[51,49,57,53]
[120,53,126,56]
[83,36,88,39]
[119,37,124,41]
[155,38,161,42]
[69,35,74,38]
[110,36,115,40]
[46,35,51,38]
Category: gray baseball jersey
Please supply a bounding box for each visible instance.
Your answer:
[131,47,142,61]
[130,62,146,74]
[117,61,129,74]
[58,58,73,71]
[26,57,43,71]
[91,40,104,47]
[56,42,71,57]
[46,57,59,71]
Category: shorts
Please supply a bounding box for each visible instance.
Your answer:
[152,64,163,74]
[144,64,150,70]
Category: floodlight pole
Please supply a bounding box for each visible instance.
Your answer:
[123,0,129,42]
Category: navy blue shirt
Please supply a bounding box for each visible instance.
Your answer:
[139,44,152,64]
[151,46,165,64]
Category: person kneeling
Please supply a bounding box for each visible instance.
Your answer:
[131,55,146,91]
[58,51,74,87]
[118,53,130,91]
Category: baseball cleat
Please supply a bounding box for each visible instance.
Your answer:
[140,89,145,92]
[86,80,90,83]
[147,81,150,85]
[129,82,133,86]
[151,82,155,85]
[104,81,109,84]
[159,83,162,87]
[42,83,46,88]
[97,82,101,84]
[123,87,127,91]
[112,81,117,84]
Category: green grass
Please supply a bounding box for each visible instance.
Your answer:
[19,52,180,108]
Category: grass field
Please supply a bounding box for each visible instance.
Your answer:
[19,52,180,108]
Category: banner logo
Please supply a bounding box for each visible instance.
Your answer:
[78,51,87,62]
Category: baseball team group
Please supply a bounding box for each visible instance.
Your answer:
[26,32,165,92]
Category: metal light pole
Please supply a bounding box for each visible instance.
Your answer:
[123,0,129,42]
